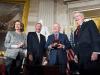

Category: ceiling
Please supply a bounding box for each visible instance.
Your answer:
[63,0,100,18]
[63,0,80,2]
[63,0,93,2]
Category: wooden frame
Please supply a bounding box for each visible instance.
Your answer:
[0,0,30,31]
[0,0,30,51]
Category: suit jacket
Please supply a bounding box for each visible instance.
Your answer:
[27,32,46,63]
[74,20,100,63]
[45,33,71,65]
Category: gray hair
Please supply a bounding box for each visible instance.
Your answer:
[73,11,84,17]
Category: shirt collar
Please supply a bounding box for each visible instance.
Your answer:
[54,32,59,35]
[36,32,40,35]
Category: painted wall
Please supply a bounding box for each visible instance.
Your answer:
[27,0,100,38]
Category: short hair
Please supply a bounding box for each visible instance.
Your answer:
[35,23,42,26]
[8,20,24,32]
[53,23,61,27]
[73,11,84,17]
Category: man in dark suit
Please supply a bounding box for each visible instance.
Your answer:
[45,23,72,75]
[73,11,100,75]
[27,23,46,75]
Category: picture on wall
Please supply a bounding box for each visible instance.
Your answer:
[0,2,24,51]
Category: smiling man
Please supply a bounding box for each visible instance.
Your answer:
[73,11,100,75]
[45,23,72,75]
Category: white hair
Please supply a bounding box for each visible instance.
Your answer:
[73,11,84,17]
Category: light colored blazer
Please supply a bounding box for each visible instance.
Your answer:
[4,31,27,59]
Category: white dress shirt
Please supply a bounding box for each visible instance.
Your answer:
[36,32,40,42]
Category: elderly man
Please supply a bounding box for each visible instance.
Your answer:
[45,23,72,75]
[73,11,100,75]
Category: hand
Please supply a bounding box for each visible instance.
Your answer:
[42,57,48,65]
[43,57,47,60]
[42,57,47,62]
[49,44,55,49]
[91,52,98,61]
[20,42,24,46]
[17,42,24,48]
[57,44,64,48]
[28,54,33,61]
[74,55,78,63]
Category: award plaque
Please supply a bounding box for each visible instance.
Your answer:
[52,39,61,49]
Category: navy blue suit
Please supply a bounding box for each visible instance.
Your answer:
[45,33,71,75]
[74,20,100,74]
[27,32,46,65]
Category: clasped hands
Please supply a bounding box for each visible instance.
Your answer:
[11,42,25,48]
[17,42,24,48]
[49,43,65,49]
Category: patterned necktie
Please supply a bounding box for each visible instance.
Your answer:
[54,33,58,40]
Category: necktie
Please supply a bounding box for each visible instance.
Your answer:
[54,33,58,40]
[76,25,80,35]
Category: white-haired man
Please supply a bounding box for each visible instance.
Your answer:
[73,11,100,75]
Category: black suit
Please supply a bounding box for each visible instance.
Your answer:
[74,20,100,75]
[27,32,46,65]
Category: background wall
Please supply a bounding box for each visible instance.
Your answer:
[27,0,100,38]
[27,0,68,34]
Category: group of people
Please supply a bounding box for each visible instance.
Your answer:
[4,11,100,75]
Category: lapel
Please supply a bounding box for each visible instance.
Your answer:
[40,34,42,43]
[52,34,55,41]
[34,32,40,43]
[78,22,86,38]
[74,31,77,38]
[59,33,62,40]
[74,29,80,43]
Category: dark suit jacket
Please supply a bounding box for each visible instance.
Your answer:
[45,33,71,65]
[27,32,46,64]
[74,20,100,64]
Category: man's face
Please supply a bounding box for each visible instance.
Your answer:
[74,13,84,25]
[52,24,60,33]
[35,23,42,33]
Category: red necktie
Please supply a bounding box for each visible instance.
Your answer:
[76,25,80,35]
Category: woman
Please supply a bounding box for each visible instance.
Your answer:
[4,20,27,75]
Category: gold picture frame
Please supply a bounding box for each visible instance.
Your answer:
[0,0,30,31]
[0,0,30,51]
